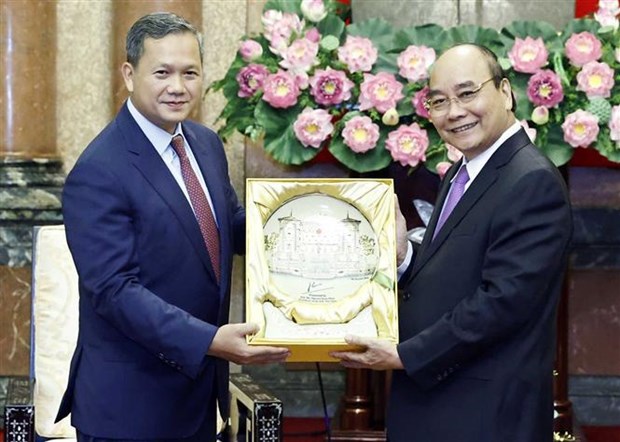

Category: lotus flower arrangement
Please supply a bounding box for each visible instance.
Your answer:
[208,0,620,175]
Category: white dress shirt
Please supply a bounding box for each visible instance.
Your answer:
[127,98,218,224]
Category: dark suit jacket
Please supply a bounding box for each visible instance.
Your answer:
[388,129,572,442]
[56,104,245,439]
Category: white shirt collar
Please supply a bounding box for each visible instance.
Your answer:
[459,120,521,184]
[126,98,184,156]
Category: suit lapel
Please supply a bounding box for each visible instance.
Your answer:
[410,129,531,279]
[116,105,216,280]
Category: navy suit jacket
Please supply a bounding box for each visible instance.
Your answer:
[388,129,572,441]
[56,104,245,439]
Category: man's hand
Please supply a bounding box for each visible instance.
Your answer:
[208,323,290,364]
[330,335,404,370]
[395,198,408,266]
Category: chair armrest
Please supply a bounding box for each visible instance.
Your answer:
[227,373,283,442]
[3,377,34,442]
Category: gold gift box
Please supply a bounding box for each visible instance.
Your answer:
[245,178,399,362]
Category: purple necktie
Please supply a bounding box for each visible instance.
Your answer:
[433,165,469,240]
[171,135,220,282]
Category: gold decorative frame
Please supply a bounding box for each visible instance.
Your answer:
[246,178,398,362]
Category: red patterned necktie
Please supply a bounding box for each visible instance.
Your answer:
[433,165,470,240]
[170,135,220,282]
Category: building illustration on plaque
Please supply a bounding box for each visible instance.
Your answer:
[264,199,378,281]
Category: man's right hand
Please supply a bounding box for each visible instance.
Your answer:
[208,323,290,365]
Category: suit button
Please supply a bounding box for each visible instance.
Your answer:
[158,353,165,360]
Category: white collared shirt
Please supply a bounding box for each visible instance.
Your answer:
[127,99,218,223]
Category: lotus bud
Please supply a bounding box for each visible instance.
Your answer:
[382,108,400,126]
[239,40,262,62]
[301,0,328,23]
[531,106,549,125]
[305,27,321,43]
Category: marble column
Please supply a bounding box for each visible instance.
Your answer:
[111,0,202,117]
[1,0,63,375]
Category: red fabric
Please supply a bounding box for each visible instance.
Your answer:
[582,426,620,442]
[570,147,620,168]
[575,0,599,17]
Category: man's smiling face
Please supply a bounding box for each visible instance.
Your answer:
[428,45,514,160]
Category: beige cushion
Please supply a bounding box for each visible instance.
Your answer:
[32,225,78,439]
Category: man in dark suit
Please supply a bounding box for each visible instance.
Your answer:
[57,12,289,441]
[332,44,572,441]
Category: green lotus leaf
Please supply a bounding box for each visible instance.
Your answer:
[441,25,506,56]
[317,14,346,40]
[542,125,574,166]
[346,18,395,52]
[328,132,393,173]
[392,24,447,51]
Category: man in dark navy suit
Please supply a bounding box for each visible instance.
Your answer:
[57,12,289,441]
[332,44,572,441]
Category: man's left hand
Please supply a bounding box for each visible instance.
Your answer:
[330,335,404,370]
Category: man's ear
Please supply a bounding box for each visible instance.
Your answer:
[121,62,135,94]
[500,78,513,110]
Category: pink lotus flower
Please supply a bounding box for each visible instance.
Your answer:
[397,45,435,82]
[531,106,550,125]
[236,63,270,98]
[597,0,620,28]
[610,106,620,142]
[564,32,603,67]
[359,72,404,113]
[337,36,378,73]
[262,10,305,56]
[385,123,428,167]
[595,0,620,29]
[445,144,463,162]
[436,162,452,179]
[239,40,263,62]
[262,70,301,108]
[598,0,620,11]
[520,120,537,142]
[342,116,380,153]
[412,87,431,119]
[527,69,564,108]
[508,37,548,73]
[595,8,620,29]
[561,109,600,148]
[309,67,354,106]
[293,108,333,148]
[576,61,615,98]
[301,0,327,23]
[279,38,319,73]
